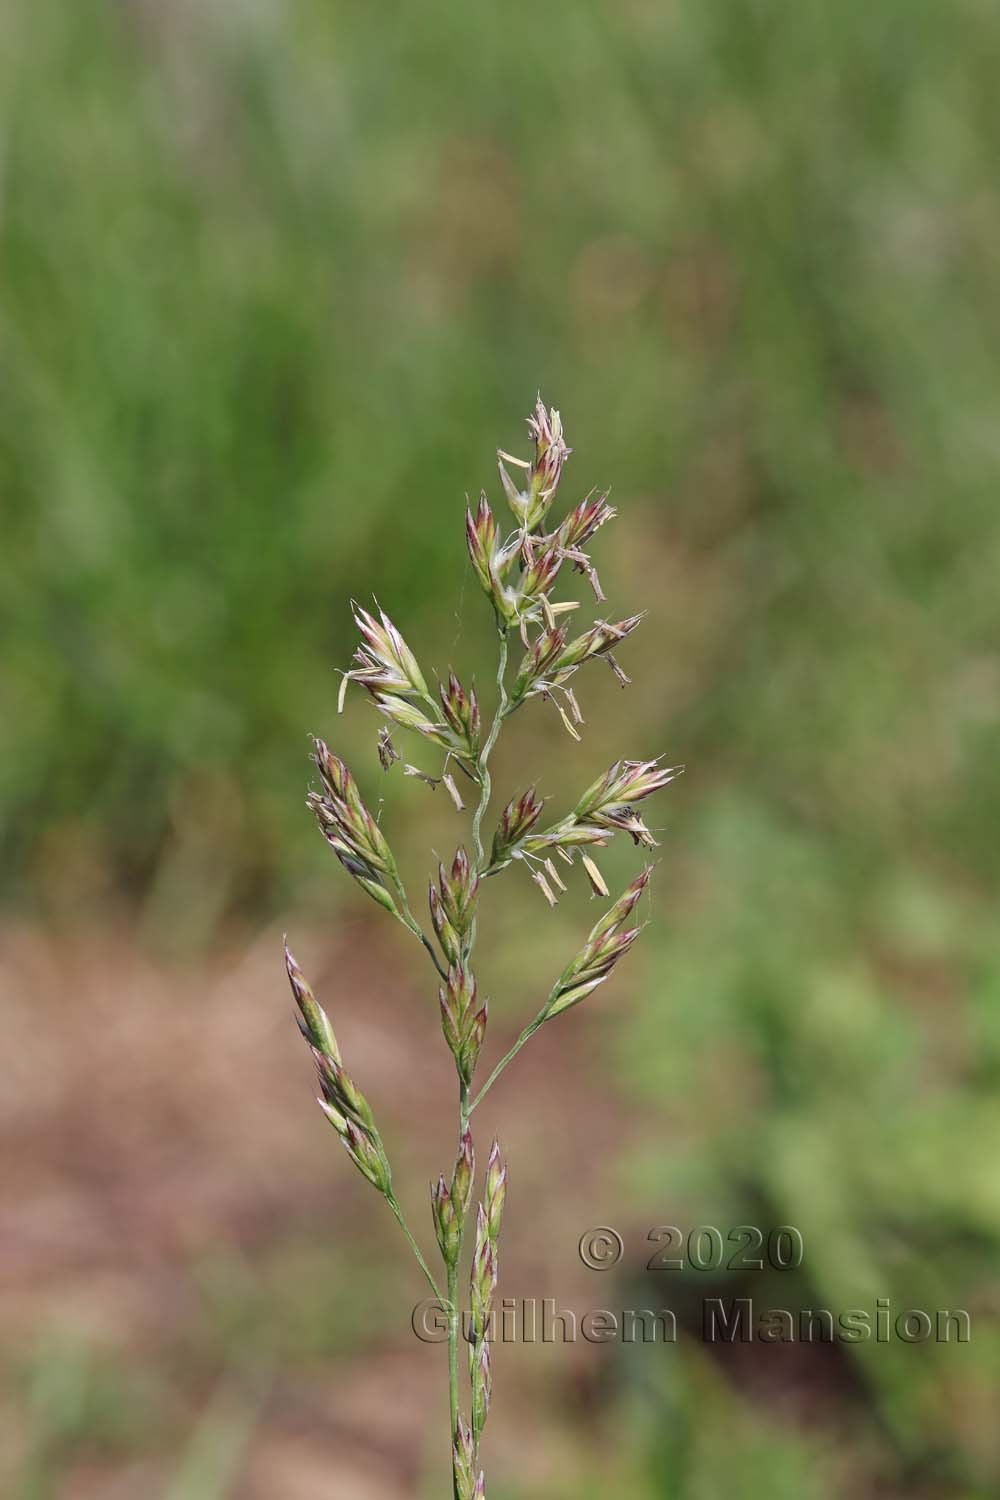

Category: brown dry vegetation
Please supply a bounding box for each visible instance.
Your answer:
[1,917,641,1497]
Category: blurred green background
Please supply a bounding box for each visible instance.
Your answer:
[3,1,999,1496]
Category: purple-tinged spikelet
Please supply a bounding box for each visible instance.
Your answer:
[439,963,488,1086]
[573,757,683,847]
[485,1141,506,1243]
[469,1204,497,1340]
[490,787,545,866]
[557,491,616,552]
[440,670,481,757]
[431,1175,461,1266]
[284,942,340,1061]
[453,1417,476,1500]
[452,1126,476,1219]
[471,1339,492,1437]
[466,496,517,623]
[524,398,571,528]
[348,602,430,700]
[544,866,654,1018]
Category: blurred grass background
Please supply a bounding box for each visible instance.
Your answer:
[2,0,999,1496]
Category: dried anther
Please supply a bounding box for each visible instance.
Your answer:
[377,727,399,770]
[443,772,465,811]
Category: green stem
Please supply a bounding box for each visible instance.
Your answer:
[387,871,448,981]
[469,1010,547,1112]
[446,1081,471,1496]
[468,952,576,1111]
[386,1190,444,1302]
[445,627,509,1495]
[471,628,510,867]
[446,1254,459,1498]
[401,907,448,980]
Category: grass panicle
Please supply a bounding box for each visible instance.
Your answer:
[283,398,678,1495]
